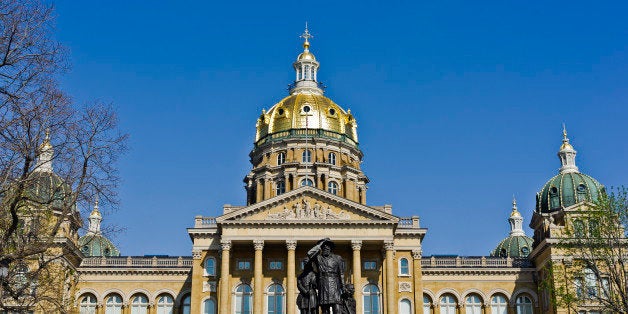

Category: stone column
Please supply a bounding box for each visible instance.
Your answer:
[256,179,263,203]
[253,240,265,314]
[384,240,396,314]
[286,240,297,314]
[219,240,232,312]
[412,249,423,314]
[351,240,363,314]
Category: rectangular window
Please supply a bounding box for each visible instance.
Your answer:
[269,260,283,270]
[237,260,251,270]
[363,261,377,270]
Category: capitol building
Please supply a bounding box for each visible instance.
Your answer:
[32,27,608,314]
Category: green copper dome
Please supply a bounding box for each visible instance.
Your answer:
[491,235,533,258]
[79,234,120,257]
[536,172,604,213]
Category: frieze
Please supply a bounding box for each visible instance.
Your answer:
[266,198,350,220]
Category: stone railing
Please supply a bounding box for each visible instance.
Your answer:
[421,256,533,268]
[255,128,358,147]
[194,216,217,228]
[397,216,420,229]
[80,256,193,268]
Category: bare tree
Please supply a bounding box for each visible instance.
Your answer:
[544,187,628,313]
[0,1,128,312]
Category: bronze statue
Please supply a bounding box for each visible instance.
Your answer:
[307,238,346,314]
[297,258,318,314]
[341,284,356,314]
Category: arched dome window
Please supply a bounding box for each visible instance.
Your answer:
[267,284,285,314]
[156,294,174,314]
[105,294,123,314]
[515,295,533,314]
[328,152,336,165]
[276,181,286,196]
[277,152,286,165]
[490,294,507,314]
[465,294,482,314]
[302,150,312,163]
[301,178,314,187]
[79,293,97,314]
[327,181,338,195]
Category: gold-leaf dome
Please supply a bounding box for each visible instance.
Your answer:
[255,94,358,145]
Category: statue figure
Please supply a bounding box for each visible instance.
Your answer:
[340,284,356,314]
[297,258,318,314]
[307,238,346,314]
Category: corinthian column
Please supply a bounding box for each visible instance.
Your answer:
[286,240,297,314]
[351,240,363,314]
[384,240,396,314]
[219,240,232,312]
[253,240,265,314]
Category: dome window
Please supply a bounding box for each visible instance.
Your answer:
[301,178,314,187]
[302,150,312,163]
[276,181,286,195]
[104,248,111,256]
[277,152,286,165]
[329,108,336,116]
[577,183,587,192]
[500,248,507,257]
[82,245,89,254]
[327,181,338,195]
[521,247,529,256]
[550,186,558,195]
[302,105,311,113]
[328,152,336,165]
[278,108,285,115]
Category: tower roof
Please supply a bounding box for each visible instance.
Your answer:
[491,198,533,258]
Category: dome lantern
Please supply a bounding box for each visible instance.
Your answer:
[87,198,102,235]
[558,124,578,174]
[289,24,323,95]
[509,197,525,236]
[35,128,54,173]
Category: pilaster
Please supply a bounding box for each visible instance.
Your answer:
[219,240,232,312]
[412,249,422,314]
[253,240,264,314]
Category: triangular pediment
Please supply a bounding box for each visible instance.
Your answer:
[216,186,397,224]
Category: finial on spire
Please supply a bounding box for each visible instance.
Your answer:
[558,124,578,173]
[300,23,313,50]
[562,123,567,140]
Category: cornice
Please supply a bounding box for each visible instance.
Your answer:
[78,268,191,276]
[422,268,537,276]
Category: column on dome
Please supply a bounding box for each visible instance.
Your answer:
[219,240,232,312]
[351,240,363,314]
[256,179,263,203]
[253,240,264,314]
[384,241,396,314]
[264,179,272,200]
[286,240,297,314]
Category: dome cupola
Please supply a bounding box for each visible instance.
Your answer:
[491,197,533,258]
[79,199,120,257]
[289,24,322,95]
[535,126,604,213]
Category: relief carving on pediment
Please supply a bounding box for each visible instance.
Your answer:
[266,198,350,220]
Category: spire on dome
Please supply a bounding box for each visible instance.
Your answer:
[558,124,579,174]
[508,197,525,236]
[34,128,54,173]
[87,197,102,235]
[290,24,323,95]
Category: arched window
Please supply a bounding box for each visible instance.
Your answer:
[304,65,311,80]
[130,294,149,314]
[203,298,216,314]
[235,284,253,314]
[105,294,123,314]
[515,295,533,314]
[423,295,432,314]
[277,152,285,165]
[328,152,336,165]
[267,284,284,314]
[589,220,600,237]
[181,294,191,314]
[302,150,312,163]
[465,294,482,314]
[204,257,216,276]
[301,178,314,187]
[574,220,585,237]
[399,299,411,314]
[584,268,598,298]
[490,294,508,314]
[327,181,338,195]
[439,294,457,314]
[363,284,381,314]
[399,258,409,275]
[276,181,286,195]
[79,294,97,314]
[156,294,174,314]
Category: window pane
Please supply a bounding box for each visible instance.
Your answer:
[203,299,215,314]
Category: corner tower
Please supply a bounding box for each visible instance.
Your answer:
[245,26,368,205]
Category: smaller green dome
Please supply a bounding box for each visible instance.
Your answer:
[25,171,73,209]
[79,234,120,257]
[491,235,533,258]
[536,172,604,213]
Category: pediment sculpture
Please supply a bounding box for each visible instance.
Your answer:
[266,198,350,220]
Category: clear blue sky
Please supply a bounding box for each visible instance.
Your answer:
[54,1,628,257]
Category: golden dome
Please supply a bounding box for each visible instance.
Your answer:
[297,51,316,61]
[255,94,358,144]
[560,142,574,150]
[510,208,522,218]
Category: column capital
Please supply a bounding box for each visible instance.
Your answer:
[192,249,202,260]
[412,248,422,260]
[384,240,395,251]
[286,240,297,250]
[253,239,265,251]
[221,239,232,251]
[351,240,363,250]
